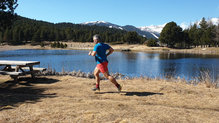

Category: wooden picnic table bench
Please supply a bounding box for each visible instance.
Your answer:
[0,60,46,81]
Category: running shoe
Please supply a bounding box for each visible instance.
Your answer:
[117,84,122,92]
[92,87,100,91]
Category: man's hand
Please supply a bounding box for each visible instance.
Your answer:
[106,48,114,57]
[88,51,92,56]
[88,51,97,56]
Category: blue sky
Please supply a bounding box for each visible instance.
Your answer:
[15,0,219,27]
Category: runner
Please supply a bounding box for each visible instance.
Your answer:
[88,34,122,92]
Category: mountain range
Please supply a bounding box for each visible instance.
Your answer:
[81,21,162,39]
[81,18,219,39]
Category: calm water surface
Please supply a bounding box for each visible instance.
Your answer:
[0,49,219,81]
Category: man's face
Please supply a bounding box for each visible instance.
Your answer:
[93,39,98,44]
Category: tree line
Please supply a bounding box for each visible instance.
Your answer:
[1,0,219,49]
[0,14,147,45]
[1,14,218,49]
[159,18,219,48]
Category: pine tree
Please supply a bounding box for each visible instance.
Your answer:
[12,27,18,42]
[23,29,31,42]
[198,17,216,47]
[19,29,24,41]
[32,30,41,42]
[48,31,55,41]
[54,30,60,41]
[0,32,3,43]
[146,39,158,47]
[0,0,18,31]
[3,28,11,42]
[65,28,72,40]
[214,24,219,47]
[159,21,183,48]
[124,31,140,44]
[199,17,208,29]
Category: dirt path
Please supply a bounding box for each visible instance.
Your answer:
[0,75,218,123]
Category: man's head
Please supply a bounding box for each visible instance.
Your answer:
[93,34,101,44]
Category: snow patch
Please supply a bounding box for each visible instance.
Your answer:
[81,21,108,25]
[151,33,159,39]
[118,27,123,30]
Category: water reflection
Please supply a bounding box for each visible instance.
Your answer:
[0,49,219,81]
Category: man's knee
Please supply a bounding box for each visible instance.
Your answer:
[103,73,114,81]
[102,72,109,78]
[94,71,99,77]
[108,76,115,81]
[94,70,100,77]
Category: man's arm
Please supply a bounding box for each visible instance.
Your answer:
[88,51,97,56]
[106,47,114,57]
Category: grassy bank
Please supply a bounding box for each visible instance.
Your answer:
[1,43,219,55]
[0,75,218,123]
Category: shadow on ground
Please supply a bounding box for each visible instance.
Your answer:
[0,77,59,111]
[95,91,163,96]
[124,91,163,96]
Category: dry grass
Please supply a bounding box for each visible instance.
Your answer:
[0,75,219,123]
[1,43,219,55]
[194,71,219,88]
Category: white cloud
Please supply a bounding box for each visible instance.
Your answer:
[210,18,219,25]
[180,22,189,30]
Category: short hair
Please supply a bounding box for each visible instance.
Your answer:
[93,34,101,41]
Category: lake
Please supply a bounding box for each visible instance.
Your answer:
[0,49,219,81]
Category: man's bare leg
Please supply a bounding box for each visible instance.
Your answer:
[102,71,122,91]
[93,67,101,91]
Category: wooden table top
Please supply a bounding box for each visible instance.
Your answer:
[0,60,40,66]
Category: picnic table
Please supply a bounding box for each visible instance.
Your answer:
[0,60,46,81]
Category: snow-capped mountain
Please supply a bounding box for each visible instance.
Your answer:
[81,21,124,30]
[81,18,219,39]
[122,25,159,39]
[138,24,165,34]
[81,21,159,39]
[138,24,165,39]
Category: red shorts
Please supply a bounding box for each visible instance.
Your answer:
[97,62,108,73]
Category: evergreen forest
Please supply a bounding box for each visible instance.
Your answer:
[159,18,219,48]
[0,14,146,45]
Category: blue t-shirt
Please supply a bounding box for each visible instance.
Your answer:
[93,43,111,64]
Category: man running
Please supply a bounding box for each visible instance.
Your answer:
[88,34,122,92]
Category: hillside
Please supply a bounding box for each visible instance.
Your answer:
[0,15,146,45]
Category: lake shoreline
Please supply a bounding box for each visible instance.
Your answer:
[1,42,219,55]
